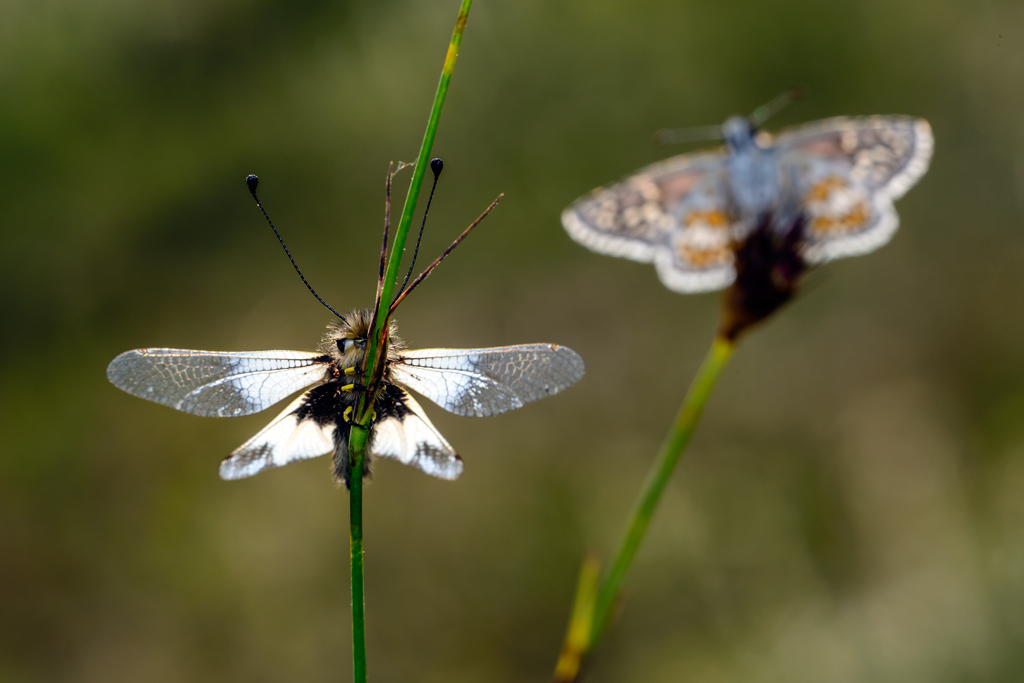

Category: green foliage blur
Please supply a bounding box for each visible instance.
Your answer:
[3,0,1024,681]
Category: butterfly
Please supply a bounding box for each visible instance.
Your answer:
[107,163,585,484]
[562,99,933,294]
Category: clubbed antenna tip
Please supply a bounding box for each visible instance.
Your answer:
[245,174,345,322]
[392,157,446,304]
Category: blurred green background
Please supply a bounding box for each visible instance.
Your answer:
[2,0,1024,681]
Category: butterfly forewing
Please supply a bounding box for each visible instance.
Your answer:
[775,116,932,195]
[562,151,742,293]
[391,344,585,417]
[219,392,336,480]
[369,387,463,480]
[106,349,330,418]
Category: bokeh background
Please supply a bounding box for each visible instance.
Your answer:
[2,0,1024,681]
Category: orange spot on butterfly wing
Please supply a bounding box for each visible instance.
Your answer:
[683,210,730,229]
[806,176,848,201]
[810,201,871,235]
[678,245,733,268]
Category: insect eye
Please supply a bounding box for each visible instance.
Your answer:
[336,338,366,354]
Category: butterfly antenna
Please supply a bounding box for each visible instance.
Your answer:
[393,158,444,305]
[748,86,804,128]
[246,175,346,322]
[389,193,503,315]
[653,124,725,146]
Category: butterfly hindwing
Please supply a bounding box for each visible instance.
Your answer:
[390,344,585,417]
[562,151,742,293]
[106,349,330,417]
[369,385,463,480]
[774,116,933,263]
[219,392,336,480]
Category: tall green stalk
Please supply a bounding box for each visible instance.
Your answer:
[346,4,473,682]
[553,336,735,681]
[590,336,734,640]
[367,0,473,367]
[348,428,367,683]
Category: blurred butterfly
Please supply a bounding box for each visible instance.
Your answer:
[108,161,585,484]
[562,90,933,293]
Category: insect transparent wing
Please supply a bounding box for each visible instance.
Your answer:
[774,116,933,263]
[107,349,330,417]
[562,151,740,292]
[369,389,462,480]
[219,393,335,480]
[391,344,585,418]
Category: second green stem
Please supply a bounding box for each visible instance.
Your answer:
[590,336,735,641]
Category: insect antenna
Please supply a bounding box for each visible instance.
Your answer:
[364,161,416,406]
[388,193,503,316]
[369,162,397,323]
[748,86,804,128]
[246,174,346,322]
[653,124,725,146]
[366,160,411,361]
[393,158,444,305]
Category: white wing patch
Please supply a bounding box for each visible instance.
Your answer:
[107,349,329,417]
[369,391,462,480]
[219,393,335,480]
[391,344,585,417]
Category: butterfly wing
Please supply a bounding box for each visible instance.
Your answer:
[389,344,585,418]
[561,151,742,292]
[774,116,933,264]
[107,349,330,417]
[369,386,463,480]
[219,392,336,480]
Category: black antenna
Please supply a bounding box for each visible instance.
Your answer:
[245,175,346,322]
[394,158,444,304]
[748,86,804,128]
[653,124,725,146]
[365,161,397,354]
[389,193,503,315]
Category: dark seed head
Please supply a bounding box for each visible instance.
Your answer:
[245,174,259,197]
[430,158,444,178]
[719,210,807,341]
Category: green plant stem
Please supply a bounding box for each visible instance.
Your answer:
[348,425,368,683]
[590,336,735,642]
[345,4,473,682]
[553,553,601,683]
[365,0,473,371]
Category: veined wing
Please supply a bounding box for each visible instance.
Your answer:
[774,116,933,263]
[107,348,330,417]
[370,386,462,480]
[562,151,741,292]
[391,344,585,418]
[220,392,335,480]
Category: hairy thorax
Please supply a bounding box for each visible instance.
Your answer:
[321,308,406,391]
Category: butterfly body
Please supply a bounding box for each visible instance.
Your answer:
[722,116,782,220]
[563,114,933,293]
